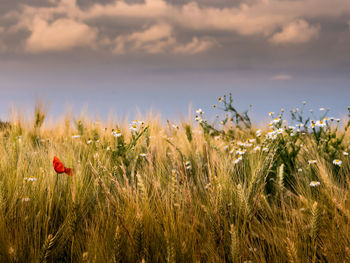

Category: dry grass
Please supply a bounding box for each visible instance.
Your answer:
[0,103,349,263]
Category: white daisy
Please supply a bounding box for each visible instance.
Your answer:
[310,181,321,187]
[333,159,342,166]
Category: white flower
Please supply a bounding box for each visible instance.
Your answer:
[140,153,147,157]
[256,129,262,137]
[248,139,256,143]
[343,151,349,156]
[195,116,202,122]
[288,126,295,130]
[112,130,122,137]
[72,134,81,138]
[315,120,326,127]
[172,124,179,129]
[308,160,317,164]
[268,112,274,116]
[266,130,277,140]
[333,159,342,166]
[310,181,321,187]
[253,146,261,152]
[22,197,30,202]
[276,128,284,134]
[298,168,303,172]
[185,161,192,170]
[106,146,111,151]
[24,176,37,182]
[129,124,138,132]
[319,107,325,111]
[87,139,93,144]
[296,123,304,128]
[233,156,243,164]
[262,147,269,152]
[272,118,281,124]
[236,148,246,155]
[196,109,203,115]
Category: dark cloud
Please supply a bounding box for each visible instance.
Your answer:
[0,0,349,77]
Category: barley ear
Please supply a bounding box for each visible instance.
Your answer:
[285,237,299,263]
[230,224,238,262]
[40,234,55,263]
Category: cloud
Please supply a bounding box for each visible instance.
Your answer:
[269,19,320,44]
[271,74,293,80]
[25,17,98,52]
[113,23,215,54]
[113,23,175,54]
[3,0,350,54]
[0,29,6,52]
[172,37,216,54]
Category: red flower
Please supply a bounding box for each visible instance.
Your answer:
[53,156,73,176]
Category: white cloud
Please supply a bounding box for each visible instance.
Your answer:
[271,74,293,80]
[25,17,98,53]
[269,19,320,44]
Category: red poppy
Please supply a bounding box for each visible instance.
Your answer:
[53,156,73,176]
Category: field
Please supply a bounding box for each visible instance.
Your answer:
[0,95,350,263]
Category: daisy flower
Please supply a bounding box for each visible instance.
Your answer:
[272,118,281,124]
[233,156,243,164]
[333,159,342,166]
[129,124,138,132]
[316,120,326,127]
[310,181,321,187]
[256,129,262,137]
[196,109,203,115]
[24,176,37,182]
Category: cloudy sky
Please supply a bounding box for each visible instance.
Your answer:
[0,0,349,120]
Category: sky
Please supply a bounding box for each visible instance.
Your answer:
[0,0,349,122]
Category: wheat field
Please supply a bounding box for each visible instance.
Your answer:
[0,96,350,262]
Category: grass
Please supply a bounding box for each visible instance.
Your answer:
[0,96,350,262]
